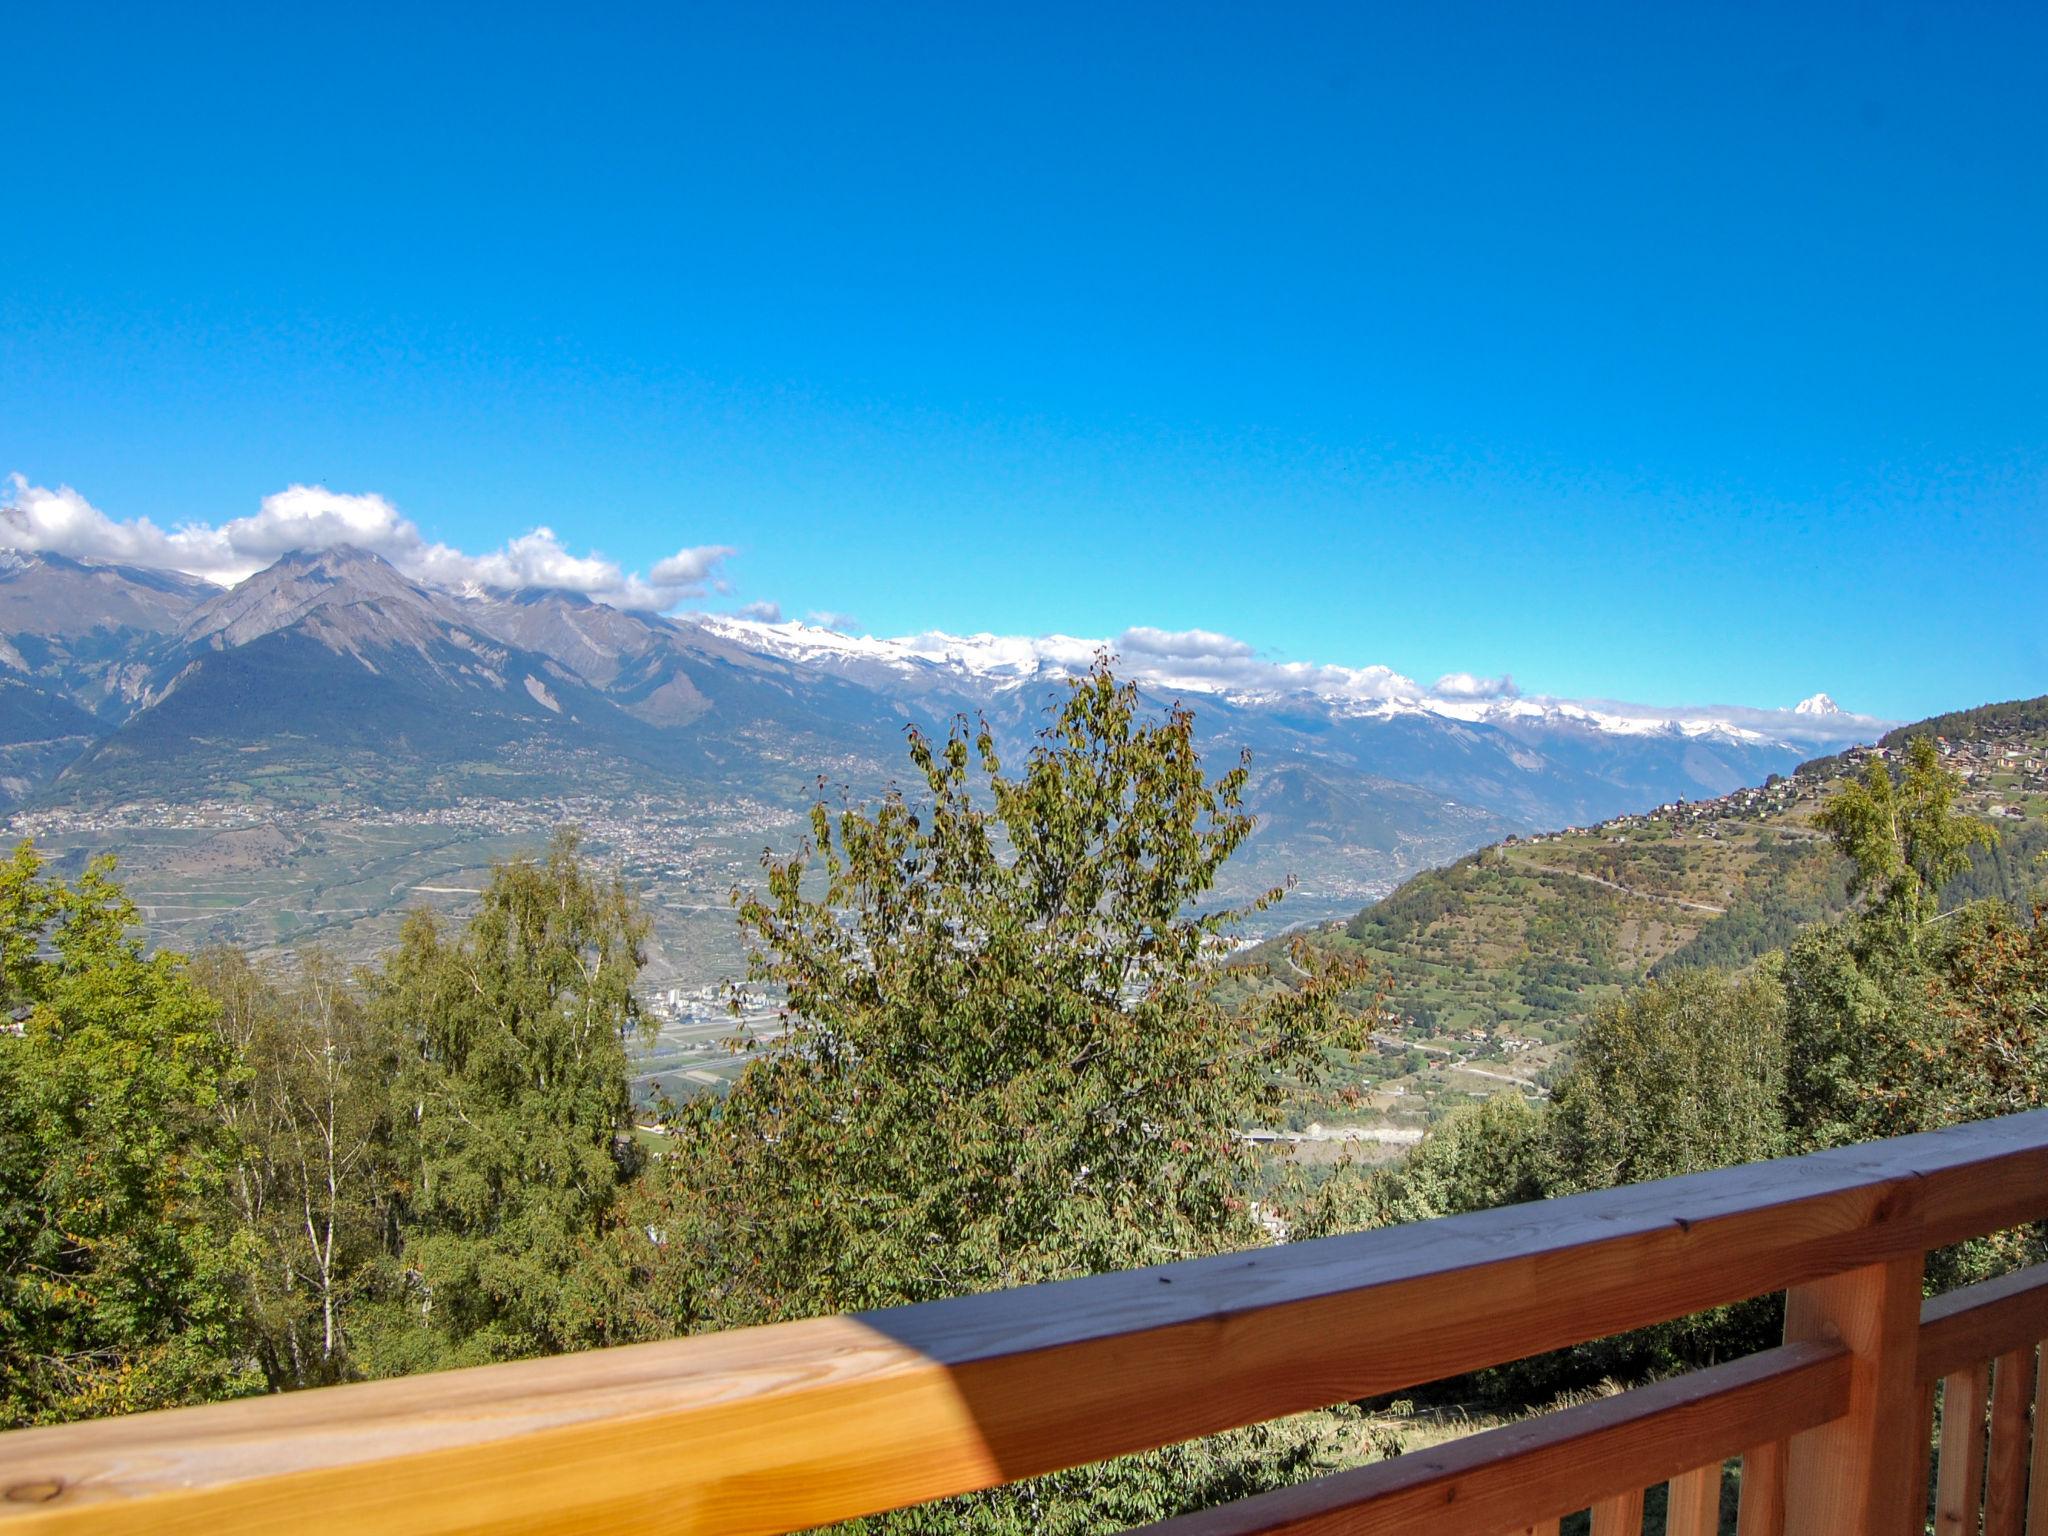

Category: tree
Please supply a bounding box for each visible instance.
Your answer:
[0,844,256,1426]
[1286,1092,1545,1240]
[634,662,1368,1525]
[648,661,1366,1320]
[1941,902,2048,1124]
[371,830,650,1369]
[1544,967,1786,1195]
[199,947,395,1389]
[1818,737,1995,932]
[1777,914,1955,1154]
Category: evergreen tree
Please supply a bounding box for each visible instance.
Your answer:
[646,661,1366,1323]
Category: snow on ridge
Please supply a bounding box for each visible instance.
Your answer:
[695,615,1098,681]
[691,614,1883,749]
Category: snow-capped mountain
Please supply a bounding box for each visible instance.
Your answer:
[693,614,1879,754]
[0,547,1891,903]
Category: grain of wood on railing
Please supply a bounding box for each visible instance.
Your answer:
[1910,1385,1939,1536]
[1784,1255,1924,1536]
[5,1112,2048,1536]
[1914,1264,2048,1536]
[1921,1264,2048,1382]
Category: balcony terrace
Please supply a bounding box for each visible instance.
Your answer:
[6,1111,2048,1535]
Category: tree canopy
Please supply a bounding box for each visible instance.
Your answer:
[373,829,651,1369]
[0,846,254,1424]
[642,661,1367,1329]
[1817,736,1996,930]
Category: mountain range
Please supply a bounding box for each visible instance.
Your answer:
[0,545,1886,906]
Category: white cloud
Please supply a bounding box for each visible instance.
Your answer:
[731,600,783,623]
[807,609,862,632]
[1432,671,1520,700]
[0,475,734,610]
[1117,626,1257,660]
[1101,624,1417,703]
[651,546,735,588]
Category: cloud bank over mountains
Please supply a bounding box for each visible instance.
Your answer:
[697,613,1887,748]
[0,476,733,611]
[2,474,1879,744]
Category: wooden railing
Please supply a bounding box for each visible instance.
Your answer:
[7,1110,2048,1535]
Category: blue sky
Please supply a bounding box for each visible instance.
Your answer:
[3,0,2043,722]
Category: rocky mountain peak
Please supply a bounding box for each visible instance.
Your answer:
[179,544,435,650]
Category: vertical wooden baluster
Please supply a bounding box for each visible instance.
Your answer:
[1590,1487,1645,1536]
[1937,1362,1992,1536]
[1783,1256,1926,1536]
[1740,1440,1788,1536]
[1917,1381,1942,1535]
[2027,1342,2048,1536]
[1668,1464,1725,1536]
[1989,1347,2035,1536]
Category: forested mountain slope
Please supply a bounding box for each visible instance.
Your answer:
[1235,699,2048,1118]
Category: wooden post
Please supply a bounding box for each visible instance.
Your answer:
[1986,1348,2033,1536]
[1667,1464,1725,1536]
[1783,1256,1925,1536]
[1738,1441,1788,1536]
[1936,1363,1991,1536]
[1590,1488,1645,1536]
[2027,1340,2048,1536]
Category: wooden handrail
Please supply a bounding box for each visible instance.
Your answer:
[1919,1264,2048,1383]
[5,1110,2048,1535]
[1126,1341,1853,1536]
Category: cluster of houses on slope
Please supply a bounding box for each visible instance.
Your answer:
[1499,730,2047,851]
[1943,735,2048,819]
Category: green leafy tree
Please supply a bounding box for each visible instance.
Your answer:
[1286,1093,1545,1240]
[1529,967,1788,1378]
[635,661,1368,1527]
[372,830,650,1370]
[1777,914,1956,1154]
[199,947,396,1389]
[1941,902,2048,1123]
[0,843,256,1425]
[1782,738,1998,1158]
[1818,737,1996,931]
[649,662,1366,1321]
[1544,968,1786,1194]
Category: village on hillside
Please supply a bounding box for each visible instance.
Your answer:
[1244,718,2048,1162]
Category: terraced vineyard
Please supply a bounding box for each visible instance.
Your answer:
[1233,704,2048,1125]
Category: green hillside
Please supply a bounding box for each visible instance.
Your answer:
[1235,697,2048,1126]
